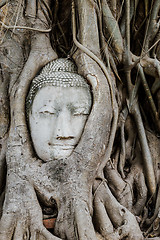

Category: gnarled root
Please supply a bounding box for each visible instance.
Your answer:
[93,179,144,240]
[104,141,148,215]
[0,172,61,240]
[54,197,98,240]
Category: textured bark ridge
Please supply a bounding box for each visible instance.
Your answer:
[0,0,160,239]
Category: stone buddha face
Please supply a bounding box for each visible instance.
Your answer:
[29,86,91,161]
[27,59,92,161]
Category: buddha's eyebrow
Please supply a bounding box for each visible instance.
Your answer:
[74,106,89,110]
[68,102,90,108]
[67,104,90,113]
[40,98,55,104]
[68,104,86,109]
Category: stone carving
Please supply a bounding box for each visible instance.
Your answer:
[26,58,92,161]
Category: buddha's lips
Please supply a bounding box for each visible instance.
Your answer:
[50,144,75,150]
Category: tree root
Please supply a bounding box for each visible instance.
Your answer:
[101,0,123,63]
[50,175,100,240]
[0,0,6,8]
[104,144,148,215]
[93,179,144,240]
[0,20,52,33]
[0,174,61,240]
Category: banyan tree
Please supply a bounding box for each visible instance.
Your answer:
[0,0,160,239]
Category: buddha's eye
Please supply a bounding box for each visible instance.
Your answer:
[39,110,55,116]
[73,112,89,116]
[38,105,59,116]
[72,108,89,116]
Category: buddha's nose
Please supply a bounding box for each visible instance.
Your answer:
[51,108,74,142]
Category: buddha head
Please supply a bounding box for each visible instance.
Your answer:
[26,58,92,161]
